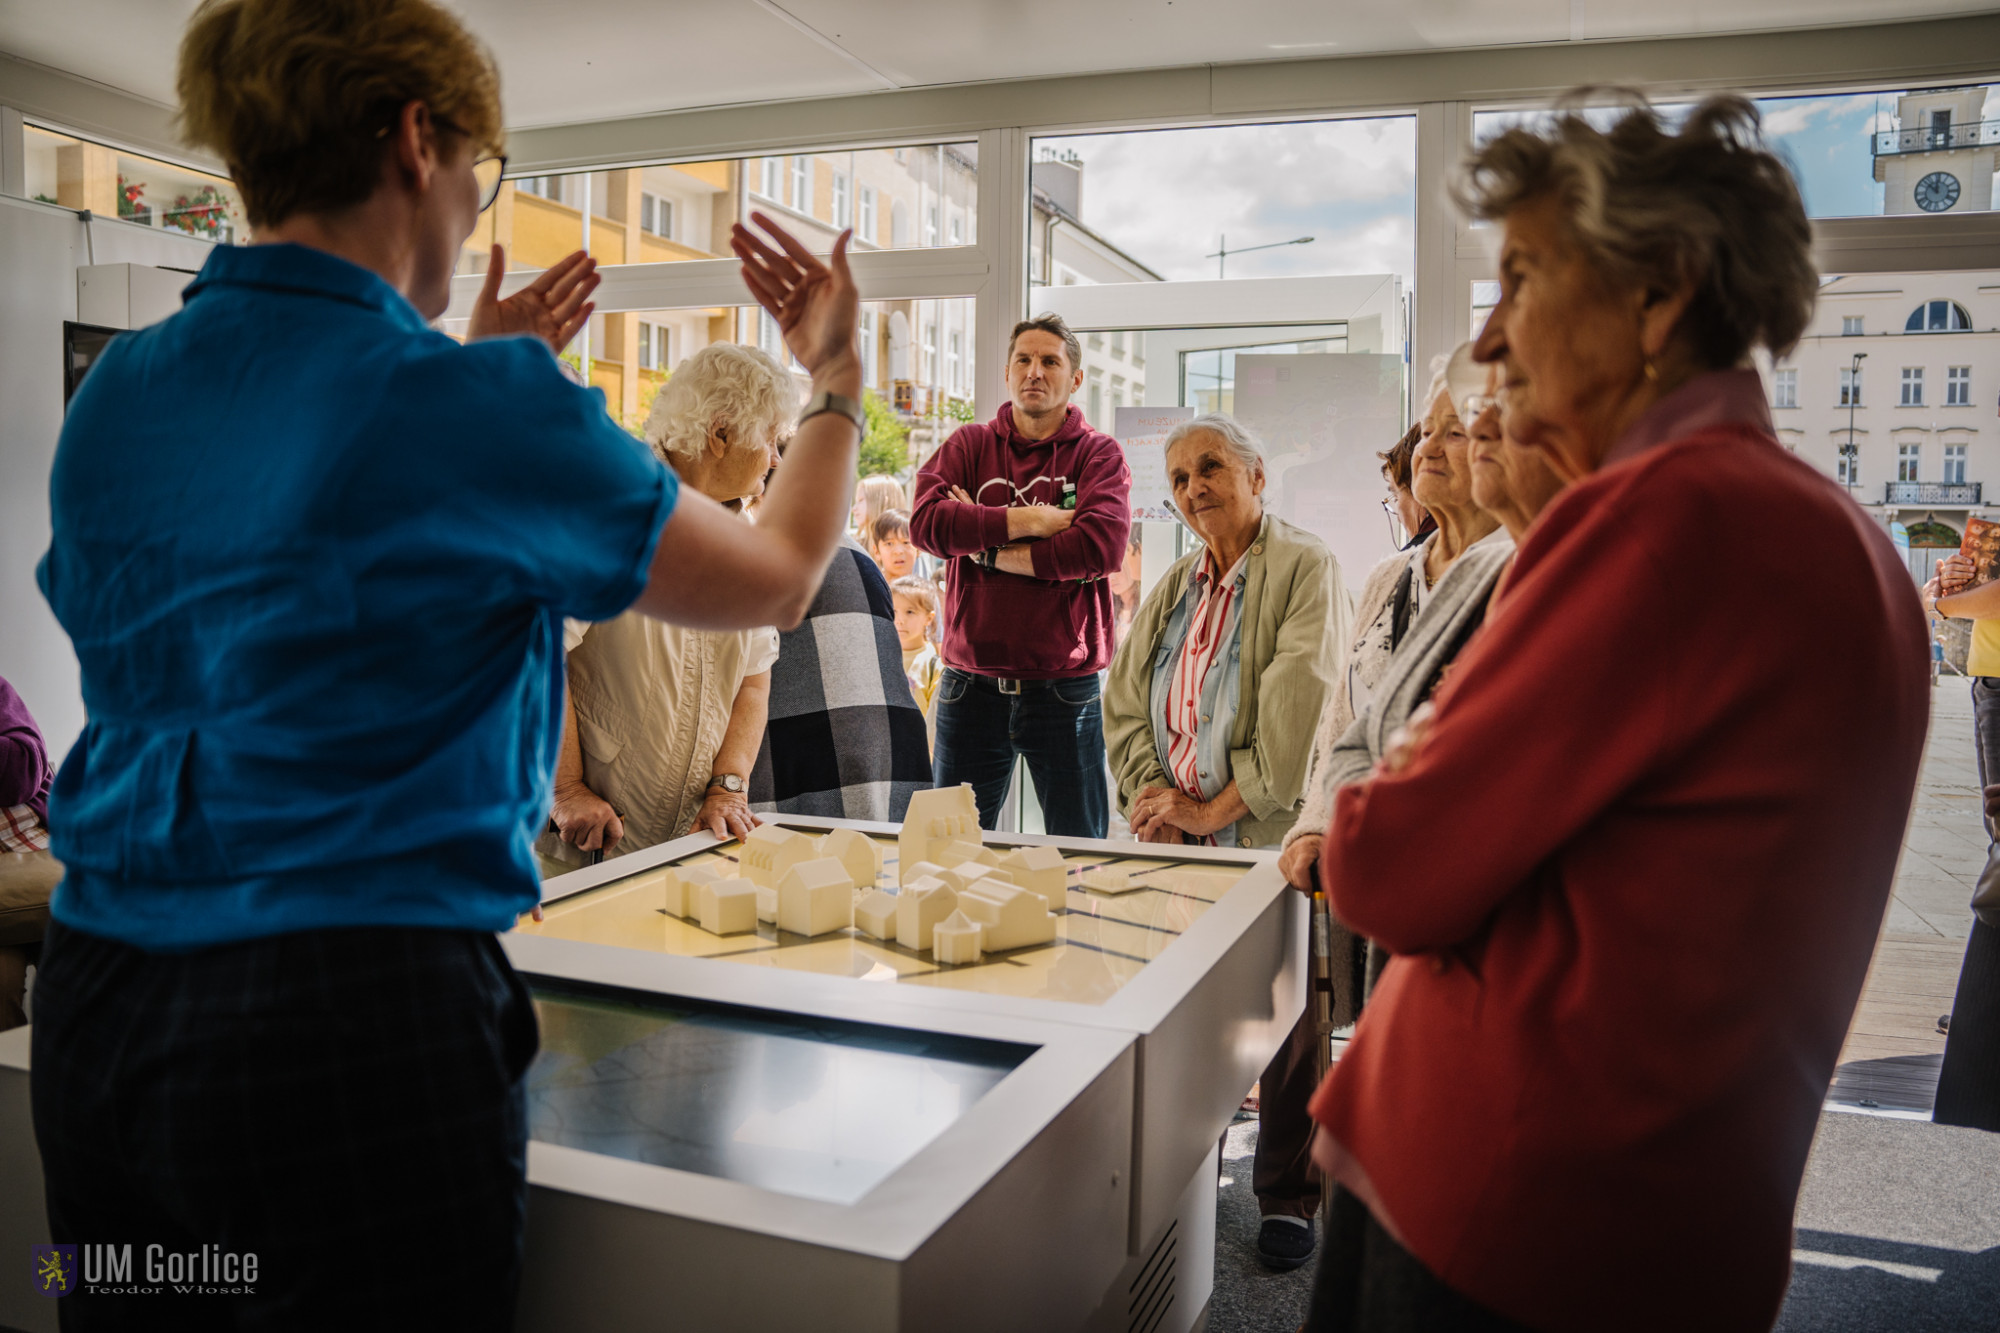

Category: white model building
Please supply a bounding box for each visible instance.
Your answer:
[935,839,997,869]
[819,827,882,890]
[941,861,1012,894]
[932,909,984,965]
[778,857,855,938]
[957,879,1058,953]
[854,889,898,941]
[895,876,958,951]
[898,784,981,883]
[697,877,758,936]
[662,863,719,919]
[996,846,1068,914]
[756,884,779,924]
[742,824,816,887]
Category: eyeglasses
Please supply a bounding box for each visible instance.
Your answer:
[380,113,508,213]
[434,116,508,212]
[1381,494,1407,547]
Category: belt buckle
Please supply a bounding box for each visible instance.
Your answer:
[996,676,1022,695]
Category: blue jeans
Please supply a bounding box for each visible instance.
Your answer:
[932,667,1109,839]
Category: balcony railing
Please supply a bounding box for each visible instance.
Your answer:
[1883,481,1982,505]
[1871,120,2000,158]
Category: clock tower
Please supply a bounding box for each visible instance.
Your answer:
[1873,86,1998,215]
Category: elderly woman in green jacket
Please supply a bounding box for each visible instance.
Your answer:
[1103,412,1343,1267]
[1105,414,1344,849]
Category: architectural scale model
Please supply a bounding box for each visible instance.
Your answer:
[996,846,1068,913]
[1080,867,1141,895]
[697,876,757,935]
[897,784,981,884]
[931,909,984,965]
[853,889,899,941]
[956,879,1058,952]
[935,839,996,869]
[741,824,815,887]
[818,827,881,889]
[895,876,958,951]
[662,863,719,919]
[778,857,855,938]
[941,861,1011,894]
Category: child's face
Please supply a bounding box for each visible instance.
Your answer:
[892,594,932,651]
[874,533,916,581]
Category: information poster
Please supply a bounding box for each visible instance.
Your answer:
[1232,353,1406,598]
[1114,404,1195,525]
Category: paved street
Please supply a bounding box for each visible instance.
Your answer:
[1839,679,1981,1069]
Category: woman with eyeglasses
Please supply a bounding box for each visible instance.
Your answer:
[30,1,864,1326]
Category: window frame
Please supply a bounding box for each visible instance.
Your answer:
[1947,365,1972,407]
[1901,366,1925,407]
[375,28,1998,428]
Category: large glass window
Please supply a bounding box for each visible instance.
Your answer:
[1476,83,2000,219]
[1949,365,1973,406]
[1903,367,1926,406]
[24,123,247,243]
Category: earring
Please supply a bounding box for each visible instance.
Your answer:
[1643,357,1659,384]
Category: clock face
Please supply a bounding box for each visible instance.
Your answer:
[1915,171,1961,213]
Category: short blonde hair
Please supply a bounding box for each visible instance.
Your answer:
[178,0,503,229]
[1455,90,1815,365]
[644,341,796,464]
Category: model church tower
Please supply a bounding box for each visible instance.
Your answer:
[1874,86,1998,216]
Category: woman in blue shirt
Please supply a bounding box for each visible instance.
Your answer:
[31,1,865,1326]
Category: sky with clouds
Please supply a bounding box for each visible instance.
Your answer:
[1034,85,1997,293]
[1033,116,1418,288]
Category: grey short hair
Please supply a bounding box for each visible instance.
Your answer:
[1164,413,1266,476]
[643,341,796,464]
[1454,89,1815,364]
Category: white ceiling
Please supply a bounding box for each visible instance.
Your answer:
[0,0,1992,130]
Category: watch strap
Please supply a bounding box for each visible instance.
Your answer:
[799,389,865,432]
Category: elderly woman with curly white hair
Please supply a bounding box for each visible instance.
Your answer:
[541,342,793,866]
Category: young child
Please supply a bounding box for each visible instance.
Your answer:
[892,575,942,747]
[870,510,918,583]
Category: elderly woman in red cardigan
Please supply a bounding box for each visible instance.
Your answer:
[1304,94,1930,1333]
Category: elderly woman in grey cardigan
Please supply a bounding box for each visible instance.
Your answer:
[1279,348,1568,986]
[1103,413,1343,1270]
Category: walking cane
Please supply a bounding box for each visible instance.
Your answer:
[1308,864,1335,1230]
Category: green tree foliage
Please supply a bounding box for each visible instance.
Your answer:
[859,389,910,477]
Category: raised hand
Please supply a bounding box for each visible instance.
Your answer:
[731,212,859,375]
[468,244,599,355]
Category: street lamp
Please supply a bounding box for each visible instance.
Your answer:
[1204,234,1315,279]
[1842,351,1867,497]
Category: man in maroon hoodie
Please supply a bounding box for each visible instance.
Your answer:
[910,316,1131,836]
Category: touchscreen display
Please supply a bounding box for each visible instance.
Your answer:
[526,980,1031,1204]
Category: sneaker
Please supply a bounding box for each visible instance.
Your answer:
[1257,1215,1316,1271]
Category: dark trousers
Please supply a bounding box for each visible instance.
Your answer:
[1254,998,1323,1219]
[1307,1187,1535,1332]
[932,667,1109,839]
[31,921,539,1331]
[1938,678,2000,1131]
[1936,916,2000,1130]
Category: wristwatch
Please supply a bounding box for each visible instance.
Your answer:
[706,773,746,794]
[973,548,999,570]
[798,389,865,433]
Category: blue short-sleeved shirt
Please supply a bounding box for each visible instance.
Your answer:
[38,243,677,951]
